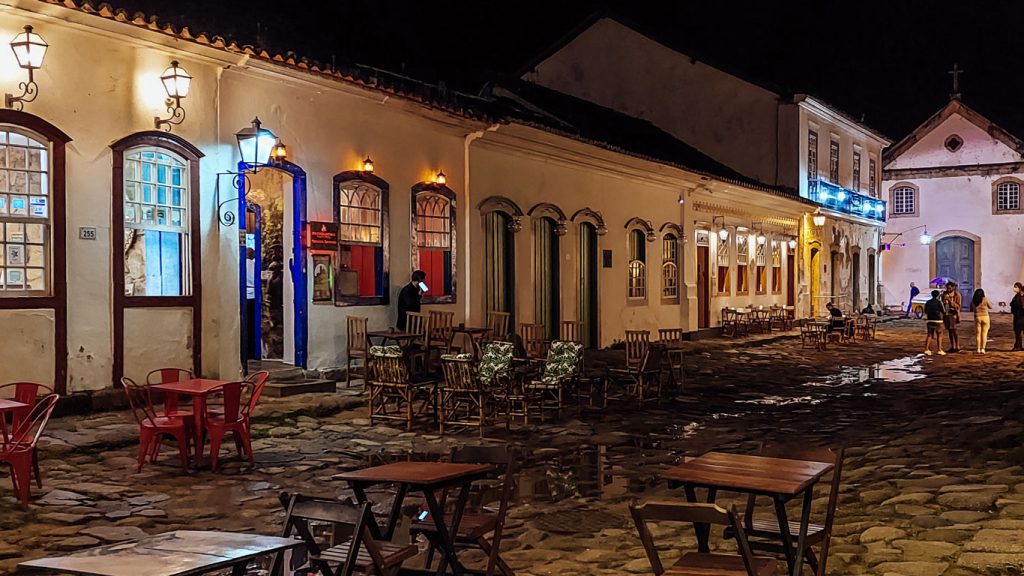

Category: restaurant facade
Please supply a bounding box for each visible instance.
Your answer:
[0,2,847,395]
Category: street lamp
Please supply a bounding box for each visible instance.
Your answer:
[788,238,798,250]
[713,216,728,241]
[883,225,931,249]
[812,210,826,227]
[235,117,277,170]
[6,25,48,109]
[154,60,192,131]
[919,228,932,245]
[362,157,374,173]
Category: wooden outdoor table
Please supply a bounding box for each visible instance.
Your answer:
[18,530,304,576]
[367,330,420,346]
[149,379,230,465]
[0,397,28,444]
[336,461,495,576]
[662,451,833,576]
[450,326,492,357]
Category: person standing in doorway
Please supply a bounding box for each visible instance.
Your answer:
[924,290,946,356]
[971,288,992,354]
[906,282,920,317]
[397,270,427,331]
[943,281,962,352]
[1012,282,1024,351]
[245,247,256,359]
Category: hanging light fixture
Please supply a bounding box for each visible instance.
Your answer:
[812,209,826,227]
[154,60,192,131]
[6,25,48,110]
[435,170,447,185]
[362,157,374,173]
[788,238,798,250]
[270,139,288,162]
[235,117,277,170]
[713,216,728,241]
[755,224,767,245]
[919,227,932,245]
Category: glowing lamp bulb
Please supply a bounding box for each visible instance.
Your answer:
[362,157,374,173]
[919,231,932,245]
[756,233,766,245]
[160,60,192,99]
[718,227,729,241]
[788,238,797,250]
[435,170,446,185]
[812,214,826,227]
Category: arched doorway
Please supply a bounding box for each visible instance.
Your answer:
[534,216,560,340]
[936,235,975,311]
[578,222,599,348]
[484,211,516,321]
[851,251,861,310]
[809,245,821,315]
[239,161,308,368]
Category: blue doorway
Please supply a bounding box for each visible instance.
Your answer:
[238,160,308,368]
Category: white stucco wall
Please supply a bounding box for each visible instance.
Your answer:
[887,113,1022,170]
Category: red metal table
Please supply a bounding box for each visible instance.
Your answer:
[336,461,495,576]
[149,379,230,465]
[0,398,28,444]
[662,451,833,576]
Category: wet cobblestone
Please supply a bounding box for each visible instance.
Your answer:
[3,315,1024,575]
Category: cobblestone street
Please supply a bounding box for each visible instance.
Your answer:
[4,316,1024,575]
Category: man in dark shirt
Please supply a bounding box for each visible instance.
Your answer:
[397,270,426,330]
[923,290,946,356]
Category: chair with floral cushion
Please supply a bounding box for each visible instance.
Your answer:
[367,345,436,431]
[438,353,490,437]
[477,341,515,428]
[508,340,583,424]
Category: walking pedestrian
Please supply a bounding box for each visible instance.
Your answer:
[943,281,962,352]
[906,282,920,317]
[923,290,946,356]
[971,288,992,354]
[1012,282,1024,351]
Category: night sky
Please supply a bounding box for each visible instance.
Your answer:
[117,0,1024,141]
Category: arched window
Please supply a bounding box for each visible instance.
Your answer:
[0,128,51,295]
[413,183,456,302]
[122,147,191,296]
[661,233,678,299]
[754,234,767,294]
[716,231,731,295]
[771,240,783,294]
[628,228,646,299]
[995,179,1022,214]
[890,184,917,217]
[335,171,389,305]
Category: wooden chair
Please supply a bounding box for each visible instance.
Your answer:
[658,328,684,389]
[145,368,194,419]
[438,353,489,437]
[519,323,546,360]
[274,491,417,576]
[346,316,370,387]
[559,321,584,344]
[412,445,517,576]
[856,315,877,341]
[624,330,650,368]
[800,322,826,350]
[485,311,511,342]
[741,446,845,576]
[606,344,663,407]
[367,345,435,432]
[405,312,430,373]
[749,308,773,334]
[429,310,455,354]
[517,340,584,421]
[0,394,59,508]
[630,501,776,576]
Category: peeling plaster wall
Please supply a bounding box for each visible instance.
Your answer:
[0,309,54,389]
[123,307,193,385]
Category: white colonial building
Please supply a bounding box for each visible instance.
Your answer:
[882,98,1024,312]
[523,16,891,319]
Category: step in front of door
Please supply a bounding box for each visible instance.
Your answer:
[263,379,337,397]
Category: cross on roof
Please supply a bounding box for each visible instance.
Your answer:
[948,63,963,100]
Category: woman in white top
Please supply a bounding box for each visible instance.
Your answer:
[971,288,993,353]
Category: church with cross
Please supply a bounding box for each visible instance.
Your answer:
[882,64,1024,312]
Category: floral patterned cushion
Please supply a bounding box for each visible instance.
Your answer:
[369,345,403,358]
[541,340,583,385]
[479,341,514,385]
[441,353,474,361]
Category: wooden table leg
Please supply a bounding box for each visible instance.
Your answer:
[773,495,797,573]
[684,485,717,553]
[424,485,468,576]
[385,483,409,540]
[792,488,814,576]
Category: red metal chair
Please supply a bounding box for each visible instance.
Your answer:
[204,381,254,472]
[241,370,269,436]
[146,368,194,418]
[0,382,54,488]
[0,394,59,508]
[120,377,190,473]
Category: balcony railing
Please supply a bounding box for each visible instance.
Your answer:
[808,179,886,223]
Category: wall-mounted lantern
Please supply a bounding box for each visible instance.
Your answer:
[713,216,728,241]
[235,117,277,171]
[435,170,447,185]
[788,238,798,250]
[362,157,374,173]
[812,209,826,227]
[270,139,288,162]
[154,60,192,131]
[6,25,48,110]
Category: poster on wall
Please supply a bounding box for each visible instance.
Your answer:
[312,253,334,304]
